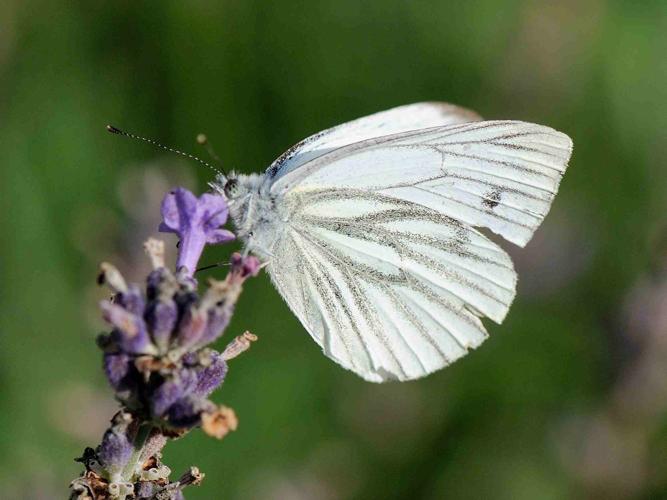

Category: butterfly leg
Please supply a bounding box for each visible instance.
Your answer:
[243,234,275,261]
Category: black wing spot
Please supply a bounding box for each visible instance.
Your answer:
[482,189,502,209]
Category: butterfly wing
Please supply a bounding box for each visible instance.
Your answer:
[264,118,572,381]
[266,102,481,182]
[267,190,516,381]
[271,120,572,247]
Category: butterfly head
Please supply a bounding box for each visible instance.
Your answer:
[223,177,244,199]
[213,172,265,204]
[211,172,244,202]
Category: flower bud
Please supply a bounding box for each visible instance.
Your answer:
[150,369,198,417]
[100,301,154,355]
[193,351,227,398]
[145,300,177,353]
[103,353,135,392]
[97,412,133,481]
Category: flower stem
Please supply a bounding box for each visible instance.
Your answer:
[121,423,152,482]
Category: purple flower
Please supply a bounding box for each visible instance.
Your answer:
[73,183,261,498]
[116,284,145,316]
[145,300,177,353]
[97,412,134,479]
[103,352,133,391]
[230,252,261,279]
[193,351,227,398]
[159,188,235,275]
[150,368,198,417]
[175,307,208,350]
[98,429,132,478]
[197,306,232,347]
[101,301,154,355]
[166,396,212,429]
[146,268,171,300]
[190,253,261,348]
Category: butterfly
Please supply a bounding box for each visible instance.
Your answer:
[211,102,573,382]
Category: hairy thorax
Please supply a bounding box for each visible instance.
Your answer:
[219,173,290,261]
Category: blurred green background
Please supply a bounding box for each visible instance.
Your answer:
[1,1,666,498]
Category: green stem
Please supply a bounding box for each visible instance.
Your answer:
[121,424,153,482]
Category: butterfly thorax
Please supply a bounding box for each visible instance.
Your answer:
[214,172,287,260]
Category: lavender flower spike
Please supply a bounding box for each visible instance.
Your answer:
[72,185,261,498]
[159,188,235,275]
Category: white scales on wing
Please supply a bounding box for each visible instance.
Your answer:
[212,102,573,382]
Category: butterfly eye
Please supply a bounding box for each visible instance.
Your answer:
[224,179,240,198]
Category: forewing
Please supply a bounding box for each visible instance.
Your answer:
[267,190,517,382]
[271,120,573,247]
[265,102,481,182]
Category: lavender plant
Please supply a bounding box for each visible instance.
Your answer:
[70,187,260,500]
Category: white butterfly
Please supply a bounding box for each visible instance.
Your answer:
[211,102,573,382]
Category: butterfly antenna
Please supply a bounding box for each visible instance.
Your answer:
[106,125,223,177]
